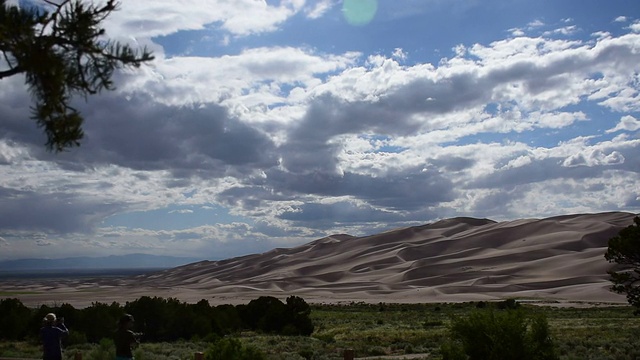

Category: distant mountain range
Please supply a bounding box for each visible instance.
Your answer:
[0,253,202,271]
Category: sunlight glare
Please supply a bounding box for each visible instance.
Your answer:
[342,0,378,26]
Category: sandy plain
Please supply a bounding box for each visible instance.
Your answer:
[1,212,635,308]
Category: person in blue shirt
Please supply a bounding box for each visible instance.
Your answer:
[40,313,69,360]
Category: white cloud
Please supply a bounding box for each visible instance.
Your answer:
[392,48,408,61]
[606,115,640,133]
[543,25,579,36]
[528,19,545,28]
[562,150,625,167]
[305,0,336,19]
[169,209,194,214]
[119,47,360,110]
[105,0,304,39]
[614,16,628,22]
[591,31,611,40]
[509,28,526,37]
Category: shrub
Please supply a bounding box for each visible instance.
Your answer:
[298,347,314,359]
[66,331,88,345]
[441,308,558,360]
[496,298,519,310]
[204,337,266,360]
[239,296,314,335]
[85,338,115,360]
[441,340,467,360]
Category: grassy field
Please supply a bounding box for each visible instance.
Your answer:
[1,302,639,360]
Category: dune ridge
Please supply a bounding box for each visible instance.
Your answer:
[2,212,636,306]
[131,211,635,303]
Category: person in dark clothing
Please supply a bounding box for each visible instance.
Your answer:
[114,314,140,360]
[40,313,69,360]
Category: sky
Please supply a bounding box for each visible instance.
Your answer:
[0,0,639,262]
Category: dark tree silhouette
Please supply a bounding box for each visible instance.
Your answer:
[0,298,32,340]
[0,0,153,151]
[605,216,640,313]
[0,296,315,342]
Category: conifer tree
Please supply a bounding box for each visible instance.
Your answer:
[0,0,153,151]
[605,216,640,313]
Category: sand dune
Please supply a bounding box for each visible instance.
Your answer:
[2,212,636,307]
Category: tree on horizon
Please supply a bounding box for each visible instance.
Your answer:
[0,0,153,151]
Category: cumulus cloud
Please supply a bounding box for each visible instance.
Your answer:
[36,239,54,247]
[105,0,305,39]
[305,0,336,19]
[169,209,194,214]
[392,48,408,61]
[116,47,360,110]
[543,25,579,36]
[606,115,640,133]
[528,20,545,28]
[562,150,625,167]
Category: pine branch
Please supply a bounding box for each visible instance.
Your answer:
[0,66,23,79]
[1,0,153,151]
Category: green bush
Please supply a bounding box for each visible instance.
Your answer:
[441,308,558,360]
[204,337,266,360]
[440,340,467,360]
[85,338,115,360]
[67,331,88,345]
[239,296,314,335]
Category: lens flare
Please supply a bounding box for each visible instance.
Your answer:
[342,0,378,26]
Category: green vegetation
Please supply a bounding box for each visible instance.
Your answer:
[441,307,557,360]
[203,337,266,360]
[605,216,640,313]
[1,299,639,359]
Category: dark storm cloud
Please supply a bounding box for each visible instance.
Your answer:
[279,201,406,225]
[253,220,313,238]
[277,89,465,176]
[24,94,281,178]
[430,155,476,172]
[216,184,291,212]
[0,77,51,148]
[469,157,589,189]
[278,94,416,175]
[470,188,526,215]
[0,187,124,233]
[265,166,454,211]
[288,75,488,149]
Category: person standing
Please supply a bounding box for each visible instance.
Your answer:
[40,313,69,360]
[114,314,140,360]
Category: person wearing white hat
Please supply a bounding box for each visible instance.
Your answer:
[40,313,69,360]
